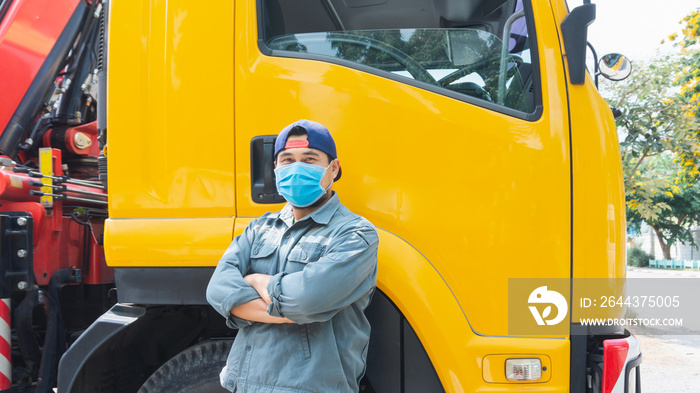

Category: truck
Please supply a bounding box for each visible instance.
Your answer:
[0,0,641,392]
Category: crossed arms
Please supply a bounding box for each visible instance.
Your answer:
[206,221,378,327]
[231,274,293,324]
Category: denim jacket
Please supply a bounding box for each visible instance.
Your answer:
[206,193,379,393]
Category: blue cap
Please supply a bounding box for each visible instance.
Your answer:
[275,119,341,180]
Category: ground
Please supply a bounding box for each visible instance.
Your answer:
[627,267,700,392]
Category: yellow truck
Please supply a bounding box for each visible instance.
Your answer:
[53,0,640,391]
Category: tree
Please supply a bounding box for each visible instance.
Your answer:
[626,153,700,259]
[615,8,700,259]
[669,9,700,120]
[606,53,700,259]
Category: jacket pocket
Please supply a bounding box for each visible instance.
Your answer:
[250,239,277,274]
[286,243,325,273]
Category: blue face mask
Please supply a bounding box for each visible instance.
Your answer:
[274,162,333,208]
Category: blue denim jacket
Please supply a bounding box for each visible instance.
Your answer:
[206,193,378,393]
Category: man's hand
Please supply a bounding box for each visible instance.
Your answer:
[244,273,273,304]
[229,274,293,324]
[230,299,294,324]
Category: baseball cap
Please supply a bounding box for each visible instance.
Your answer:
[275,119,342,180]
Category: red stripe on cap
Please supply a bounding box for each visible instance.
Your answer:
[284,140,309,149]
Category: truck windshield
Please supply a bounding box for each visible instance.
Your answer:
[260,0,536,114]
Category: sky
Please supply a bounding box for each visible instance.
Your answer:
[568,0,700,62]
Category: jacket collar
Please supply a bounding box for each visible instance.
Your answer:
[279,192,340,227]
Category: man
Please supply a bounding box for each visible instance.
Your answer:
[206,119,379,393]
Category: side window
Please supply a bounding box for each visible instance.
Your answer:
[259,0,538,115]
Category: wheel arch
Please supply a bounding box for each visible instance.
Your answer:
[58,303,230,392]
[373,228,474,392]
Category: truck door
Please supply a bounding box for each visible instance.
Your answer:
[235,0,571,334]
[234,0,573,391]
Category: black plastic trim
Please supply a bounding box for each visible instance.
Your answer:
[0,2,88,158]
[115,267,214,305]
[254,0,544,122]
[569,324,587,393]
[560,4,596,85]
[521,0,543,118]
[251,135,285,204]
[365,290,445,393]
[57,304,146,393]
[624,352,642,393]
[403,318,444,393]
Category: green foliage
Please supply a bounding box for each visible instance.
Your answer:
[669,9,700,120]
[608,55,699,222]
[627,246,652,267]
[627,172,700,251]
[610,8,700,259]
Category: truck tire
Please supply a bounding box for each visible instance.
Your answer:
[138,340,232,393]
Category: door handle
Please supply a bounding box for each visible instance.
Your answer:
[250,135,285,204]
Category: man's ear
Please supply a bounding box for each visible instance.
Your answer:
[331,158,340,179]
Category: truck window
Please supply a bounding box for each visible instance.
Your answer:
[259,0,537,115]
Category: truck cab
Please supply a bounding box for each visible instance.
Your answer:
[0,0,641,392]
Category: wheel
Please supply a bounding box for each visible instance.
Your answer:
[138,340,232,393]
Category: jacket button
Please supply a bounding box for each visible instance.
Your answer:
[302,252,307,260]
[245,345,251,351]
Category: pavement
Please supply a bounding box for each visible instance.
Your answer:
[626,266,700,392]
[630,332,700,392]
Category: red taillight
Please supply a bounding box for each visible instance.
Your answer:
[602,339,629,393]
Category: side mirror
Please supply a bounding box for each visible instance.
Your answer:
[598,53,632,81]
